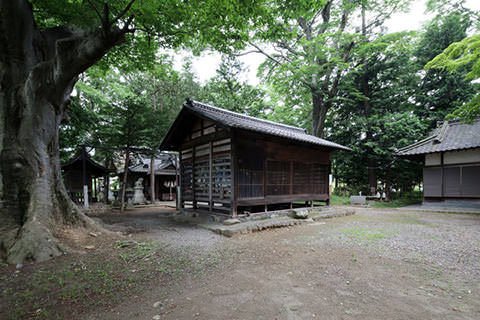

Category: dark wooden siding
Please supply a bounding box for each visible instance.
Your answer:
[180,137,232,215]
[177,117,334,216]
[462,166,480,196]
[424,167,442,197]
[443,167,461,196]
[235,133,331,205]
[424,164,480,198]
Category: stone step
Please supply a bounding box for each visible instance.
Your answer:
[199,207,355,237]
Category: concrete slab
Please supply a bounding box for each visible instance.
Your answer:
[399,200,480,215]
[199,207,355,237]
[350,196,366,205]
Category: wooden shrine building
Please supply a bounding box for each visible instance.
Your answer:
[160,99,350,217]
[397,119,480,201]
[62,148,114,207]
[118,153,178,201]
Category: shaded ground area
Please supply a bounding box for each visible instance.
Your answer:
[2,207,480,319]
[89,207,480,320]
[95,207,225,253]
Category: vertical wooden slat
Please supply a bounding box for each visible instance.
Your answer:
[441,152,444,197]
[93,178,97,201]
[209,141,213,212]
[230,132,237,217]
[82,147,88,209]
[263,160,267,199]
[192,147,197,209]
[289,161,293,195]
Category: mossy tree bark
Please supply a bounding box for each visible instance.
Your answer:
[0,0,132,264]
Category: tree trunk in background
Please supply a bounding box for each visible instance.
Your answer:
[385,166,391,201]
[361,4,376,196]
[312,91,330,138]
[0,0,127,263]
[150,154,156,202]
[120,149,130,212]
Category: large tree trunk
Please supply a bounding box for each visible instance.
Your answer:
[312,91,330,138]
[361,4,376,197]
[150,154,156,202]
[0,0,128,263]
[120,149,130,212]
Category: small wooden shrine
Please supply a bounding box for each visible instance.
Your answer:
[62,148,113,207]
[160,99,350,217]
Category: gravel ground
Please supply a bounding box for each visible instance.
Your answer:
[96,207,225,254]
[90,206,480,320]
[300,208,480,279]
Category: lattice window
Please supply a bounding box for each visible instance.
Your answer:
[212,154,231,199]
[312,163,328,194]
[193,158,209,197]
[293,162,312,194]
[181,161,193,196]
[266,160,290,195]
[238,157,264,199]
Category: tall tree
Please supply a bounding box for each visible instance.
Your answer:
[0,0,263,263]
[415,12,476,124]
[327,32,427,195]
[252,0,410,137]
[200,56,271,117]
[128,58,202,202]
[100,97,152,212]
[425,0,480,121]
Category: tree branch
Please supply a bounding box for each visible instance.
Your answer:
[316,0,332,36]
[297,16,312,41]
[111,0,137,28]
[277,40,300,56]
[233,50,262,57]
[86,0,104,26]
[248,41,282,66]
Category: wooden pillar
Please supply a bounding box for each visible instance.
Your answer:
[263,159,267,199]
[289,161,293,195]
[177,154,182,210]
[440,151,444,197]
[104,174,109,204]
[209,141,213,212]
[82,147,89,209]
[192,147,197,209]
[93,177,97,202]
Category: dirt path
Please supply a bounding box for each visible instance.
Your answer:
[85,208,480,320]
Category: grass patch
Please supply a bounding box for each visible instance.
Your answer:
[373,192,422,208]
[0,238,229,320]
[331,194,350,206]
[341,227,397,240]
[388,214,434,226]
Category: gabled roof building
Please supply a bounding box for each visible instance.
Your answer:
[397,119,480,200]
[118,153,178,201]
[160,99,350,217]
[62,148,114,206]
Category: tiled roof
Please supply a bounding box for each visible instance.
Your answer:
[184,100,351,151]
[62,149,114,173]
[120,155,177,175]
[397,119,480,156]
